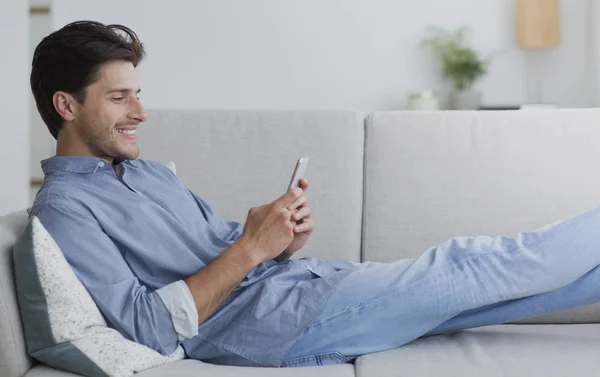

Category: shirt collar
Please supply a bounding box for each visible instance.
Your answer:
[41,156,137,175]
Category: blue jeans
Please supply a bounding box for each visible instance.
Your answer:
[281,206,600,367]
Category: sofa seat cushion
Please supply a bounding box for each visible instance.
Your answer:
[355,324,600,377]
[25,360,356,377]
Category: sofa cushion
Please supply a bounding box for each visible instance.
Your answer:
[13,217,185,377]
[0,210,34,377]
[25,360,355,377]
[139,360,355,377]
[363,109,600,322]
[137,109,365,262]
[355,324,600,377]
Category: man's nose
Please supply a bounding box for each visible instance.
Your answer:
[130,97,147,123]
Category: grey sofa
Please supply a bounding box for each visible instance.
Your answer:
[3,109,600,377]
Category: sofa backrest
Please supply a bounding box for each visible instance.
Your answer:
[138,110,366,262]
[363,109,600,323]
[4,109,600,377]
[0,211,34,377]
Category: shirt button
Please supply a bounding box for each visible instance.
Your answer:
[98,161,105,168]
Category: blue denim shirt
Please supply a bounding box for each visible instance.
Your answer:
[30,156,355,366]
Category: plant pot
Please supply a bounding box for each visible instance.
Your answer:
[450,90,482,110]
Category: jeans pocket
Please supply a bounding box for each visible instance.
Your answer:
[319,352,353,365]
[281,352,352,367]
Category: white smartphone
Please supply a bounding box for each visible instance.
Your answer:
[287,157,310,191]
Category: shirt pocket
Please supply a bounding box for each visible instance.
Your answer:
[300,257,339,277]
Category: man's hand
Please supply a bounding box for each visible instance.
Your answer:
[239,187,304,264]
[276,178,315,261]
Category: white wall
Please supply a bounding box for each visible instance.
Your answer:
[535,0,592,107]
[587,0,600,107]
[51,0,591,111]
[30,12,54,181]
[0,1,30,215]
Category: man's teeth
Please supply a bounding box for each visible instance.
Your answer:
[117,129,136,135]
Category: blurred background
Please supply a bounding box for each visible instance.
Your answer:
[1,0,599,214]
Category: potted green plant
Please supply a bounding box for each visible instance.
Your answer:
[421,26,491,110]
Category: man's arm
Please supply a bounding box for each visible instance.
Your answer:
[36,203,185,355]
[186,179,314,263]
[183,239,257,324]
[39,186,304,348]
[184,187,305,323]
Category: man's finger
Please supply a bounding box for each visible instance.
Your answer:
[288,195,308,211]
[292,206,311,221]
[294,219,314,233]
[279,187,303,207]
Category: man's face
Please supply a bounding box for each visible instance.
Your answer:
[74,60,147,162]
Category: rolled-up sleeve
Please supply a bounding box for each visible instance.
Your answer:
[36,203,190,355]
[156,280,198,340]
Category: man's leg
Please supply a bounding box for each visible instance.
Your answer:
[425,263,600,336]
[281,206,600,365]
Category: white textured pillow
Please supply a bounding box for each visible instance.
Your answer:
[13,217,185,377]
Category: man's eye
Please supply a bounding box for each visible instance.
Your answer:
[113,97,124,102]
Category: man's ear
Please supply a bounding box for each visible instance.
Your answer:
[52,91,78,122]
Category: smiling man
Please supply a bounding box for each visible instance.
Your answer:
[27,20,600,370]
[28,21,339,368]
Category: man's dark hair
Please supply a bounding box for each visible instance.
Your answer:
[30,21,146,139]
